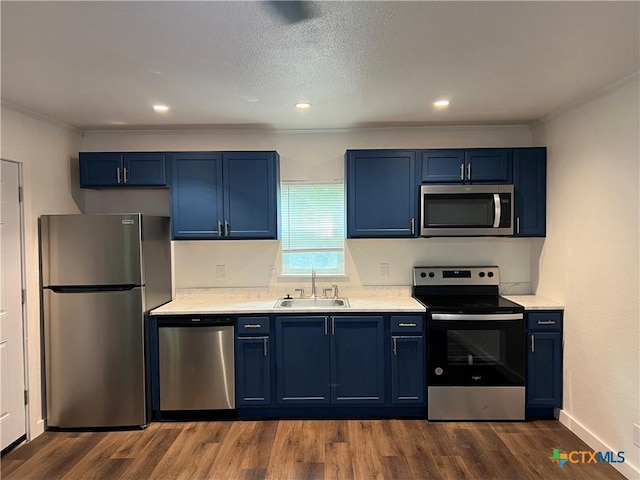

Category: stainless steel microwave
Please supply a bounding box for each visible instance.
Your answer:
[420,184,514,237]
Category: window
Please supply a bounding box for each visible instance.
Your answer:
[281,182,345,275]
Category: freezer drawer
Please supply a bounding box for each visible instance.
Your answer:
[43,288,147,428]
[158,325,235,410]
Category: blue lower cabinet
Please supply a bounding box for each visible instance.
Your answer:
[527,331,562,406]
[236,336,271,406]
[526,310,563,417]
[391,335,425,404]
[275,316,331,404]
[331,316,385,404]
[274,315,385,405]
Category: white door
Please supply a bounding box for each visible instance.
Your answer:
[0,160,27,450]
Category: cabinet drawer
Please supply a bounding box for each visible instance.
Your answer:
[527,311,562,330]
[237,316,270,335]
[390,315,424,333]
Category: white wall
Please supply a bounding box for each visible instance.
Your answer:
[82,125,535,292]
[532,76,640,478]
[0,105,84,439]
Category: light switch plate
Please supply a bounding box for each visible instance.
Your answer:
[634,423,640,448]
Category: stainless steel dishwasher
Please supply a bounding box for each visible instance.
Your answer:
[157,316,235,411]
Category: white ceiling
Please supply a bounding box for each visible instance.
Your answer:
[1,1,638,131]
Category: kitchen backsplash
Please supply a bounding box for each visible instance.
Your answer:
[172,237,536,294]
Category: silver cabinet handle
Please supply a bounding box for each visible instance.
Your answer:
[493,193,501,228]
[123,167,128,184]
[516,217,521,234]
[537,320,556,325]
[410,217,415,235]
[263,337,268,356]
[224,221,230,236]
[531,334,535,353]
[243,324,262,328]
[324,317,328,336]
[217,221,223,237]
[467,163,472,180]
[398,323,417,327]
[459,163,464,180]
[116,167,122,184]
[331,317,335,336]
[392,337,397,356]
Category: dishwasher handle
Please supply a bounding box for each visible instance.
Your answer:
[157,316,234,327]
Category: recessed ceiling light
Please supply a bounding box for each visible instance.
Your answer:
[433,100,450,108]
[295,102,312,109]
[153,105,170,113]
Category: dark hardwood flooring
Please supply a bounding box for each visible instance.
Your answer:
[1,419,627,480]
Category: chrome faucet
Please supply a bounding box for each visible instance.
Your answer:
[310,268,317,299]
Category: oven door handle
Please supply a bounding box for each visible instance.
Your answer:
[430,313,523,321]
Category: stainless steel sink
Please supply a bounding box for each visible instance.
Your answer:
[274,297,350,308]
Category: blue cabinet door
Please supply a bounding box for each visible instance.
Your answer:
[275,316,330,405]
[527,331,562,407]
[346,150,417,238]
[513,148,546,237]
[421,150,465,183]
[236,336,271,406]
[330,316,385,404]
[170,152,224,239]
[421,149,512,184]
[123,153,167,186]
[79,152,122,187]
[391,335,425,405]
[465,149,513,183]
[223,152,279,239]
[80,152,167,187]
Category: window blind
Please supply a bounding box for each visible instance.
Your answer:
[281,182,345,275]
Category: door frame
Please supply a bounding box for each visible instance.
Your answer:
[1,158,30,447]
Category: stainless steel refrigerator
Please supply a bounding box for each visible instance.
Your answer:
[40,214,171,429]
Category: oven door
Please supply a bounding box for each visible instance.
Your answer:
[428,313,525,386]
[420,184,513,236]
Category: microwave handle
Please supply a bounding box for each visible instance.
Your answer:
[493,194,501,228]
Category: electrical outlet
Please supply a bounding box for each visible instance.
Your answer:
[379,263,389,278]
[634,423,640,448]
[216,265,226,279]
[269,265,276,278]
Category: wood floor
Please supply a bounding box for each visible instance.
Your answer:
[2,419,627,480]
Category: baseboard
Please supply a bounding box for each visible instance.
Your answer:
[559,410,640,480]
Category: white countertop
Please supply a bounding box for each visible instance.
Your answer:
[151,288,426,315]
[503,295,564,310]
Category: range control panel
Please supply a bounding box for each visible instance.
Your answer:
[413,266,500,286]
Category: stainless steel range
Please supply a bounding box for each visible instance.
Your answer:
[413,266,525,420]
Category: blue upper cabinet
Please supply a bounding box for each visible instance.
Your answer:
[513,148,546,237]
[79,152,167,188]
[421,149,512,184]
[171,152,224,239]
[346,150,418,238]
[420,150,466,183]
[223,152,279,239]
[170,151,279,240]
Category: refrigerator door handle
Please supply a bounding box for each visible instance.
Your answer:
[47,285,139,293]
